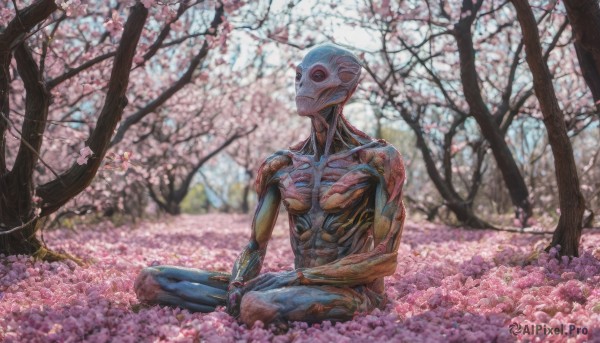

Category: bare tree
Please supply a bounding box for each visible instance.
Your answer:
[355,0,561,227]
[511,0,586,257]
[453,0,532,223]
[145,125,257,215]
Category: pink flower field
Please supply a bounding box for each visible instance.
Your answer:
[1,214,599,342]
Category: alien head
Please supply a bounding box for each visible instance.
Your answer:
[295,44,362,116]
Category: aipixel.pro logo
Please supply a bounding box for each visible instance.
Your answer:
[509,322,588,336]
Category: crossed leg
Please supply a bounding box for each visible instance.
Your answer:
[134,266,230,312]
[240,285,383,327]
[135,266,383,326]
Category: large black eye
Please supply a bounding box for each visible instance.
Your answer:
[296,71,302,81]
[311,69,327,82]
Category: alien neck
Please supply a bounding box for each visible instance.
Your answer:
[309,106,341,160]
[292,105,371,158]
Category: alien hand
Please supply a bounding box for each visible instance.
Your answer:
[242,270,304,293]
[226,281,244,318]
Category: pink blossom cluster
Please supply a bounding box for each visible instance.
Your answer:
[1,215,599,342]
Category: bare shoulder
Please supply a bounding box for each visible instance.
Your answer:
[359,140,404,171]
[254,150,293,196]
[359,140,405,202]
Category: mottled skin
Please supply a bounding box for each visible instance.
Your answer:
[134,44,406,327]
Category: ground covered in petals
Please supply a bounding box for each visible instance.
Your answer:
[1,214,599,342]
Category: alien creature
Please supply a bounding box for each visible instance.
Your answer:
[134,44,406,327]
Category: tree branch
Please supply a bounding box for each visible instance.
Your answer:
[0,214,39,235]
[10,42,51,189]
[47,51,117,90]
[0,0,57,48]
[174,125,258,203]
[0,0,57,174]
[36,3,149,216]
[109,2,224,147]
[142,0,193,61]
[563,0,600,111]
[0,111,62,184]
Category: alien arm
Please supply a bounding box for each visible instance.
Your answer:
[298,146,406,287]
[229,185,280,285]
[297,192,405,287]
[229,152,290,287]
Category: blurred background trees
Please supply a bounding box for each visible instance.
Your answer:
[0,0,598,258]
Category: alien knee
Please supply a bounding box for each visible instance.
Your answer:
[134,267,162,303]
[240,291,280,327]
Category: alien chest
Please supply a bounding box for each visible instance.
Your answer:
[278,156,377,214]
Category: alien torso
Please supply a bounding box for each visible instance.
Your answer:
[270,141,390,269]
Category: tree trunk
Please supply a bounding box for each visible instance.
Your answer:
[0,3,148,258]
[241,170,253,214]
[0,219,65,260]
[241,183,251,214]
[166,201,182,215]
[408,115,493,229]
[512,0,586,257]
[454,1,533,222]
[0,1,57,257]
[563,0,600,113]
[374,108,383,139]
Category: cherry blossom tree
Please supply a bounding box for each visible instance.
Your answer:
[511,0,586,257]
[341,0,548,227]
[1,0,146,259]
[227,105,304,213]
[66,34,294,217]
[562,0,600,112]
[259,0,597,237]
[0,0,251,258]
[357,0,594,255]
[131,79,263,215]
